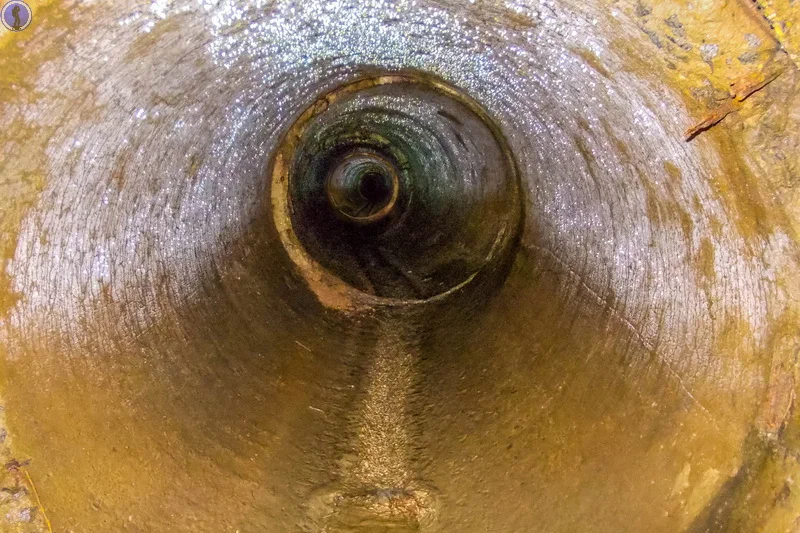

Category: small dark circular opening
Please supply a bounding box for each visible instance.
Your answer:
[359,172,391,204]
[325,151,400,225]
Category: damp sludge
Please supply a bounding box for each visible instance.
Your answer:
[1,1,800,531]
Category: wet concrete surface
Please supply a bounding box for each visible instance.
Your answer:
[1,1,800,532]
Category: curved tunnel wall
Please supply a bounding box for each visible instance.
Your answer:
[1,0,799,531]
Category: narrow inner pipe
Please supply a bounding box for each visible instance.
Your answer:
[358,172,388,204]
[273,74,523,304]
[326,151,400,223]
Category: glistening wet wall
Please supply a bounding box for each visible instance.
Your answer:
[1,1,799,532]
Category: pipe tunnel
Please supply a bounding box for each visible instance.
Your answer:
[1,0,800,531]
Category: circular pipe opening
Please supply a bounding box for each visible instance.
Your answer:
[326,151,400,224]
[270,73,523,308]
[358,173,388,203]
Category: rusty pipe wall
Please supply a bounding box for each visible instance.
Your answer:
[1,1,800,531]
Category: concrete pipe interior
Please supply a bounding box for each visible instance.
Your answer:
[1,1,800,532]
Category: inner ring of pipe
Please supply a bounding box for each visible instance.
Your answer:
[326,151,400,224]
[269,73,523,311]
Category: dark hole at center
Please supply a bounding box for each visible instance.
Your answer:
[359,172,391,204]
